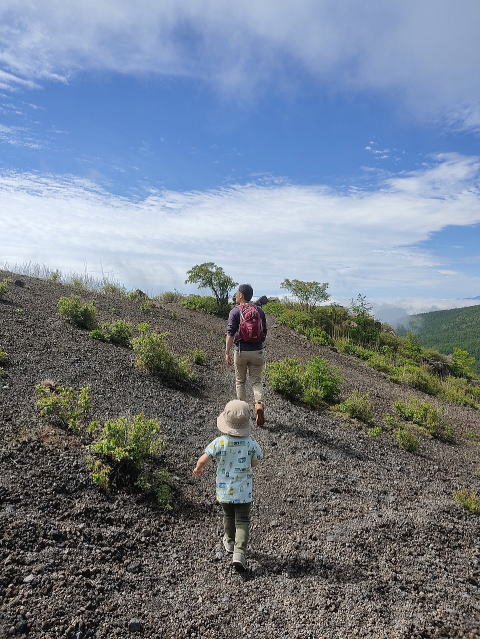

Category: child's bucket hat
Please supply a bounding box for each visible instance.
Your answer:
[217,400,252,437]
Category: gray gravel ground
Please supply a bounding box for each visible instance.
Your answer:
[1,270,479,639]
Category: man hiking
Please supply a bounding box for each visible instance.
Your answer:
[225,284,267,426]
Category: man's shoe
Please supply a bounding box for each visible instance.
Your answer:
[223,535,234,554]
[232,551,247,572]
[255,402,265,426]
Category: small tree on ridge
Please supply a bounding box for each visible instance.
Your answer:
[185,263,237,306]
[280,278,330,310]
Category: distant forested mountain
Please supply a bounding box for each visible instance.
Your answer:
[403,304,480,372]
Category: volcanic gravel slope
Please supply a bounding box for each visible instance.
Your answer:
[1,271,480,639]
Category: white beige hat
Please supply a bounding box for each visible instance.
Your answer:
[217,400,252,437]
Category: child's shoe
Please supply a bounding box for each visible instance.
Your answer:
[232,550,247,572]
[223,535,234,554]
[255,402,265,426]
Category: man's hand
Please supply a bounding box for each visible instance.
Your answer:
[225,351,233,366]
[192,466,203,478]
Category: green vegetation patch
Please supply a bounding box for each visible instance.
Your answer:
[334,391,374,423]
[181,294,230,317]
[0,277,11,299]
[90,320,133,347]
[58,295,98,330]
[453,489,480,514]
[88,413,172,509]
[36,382,91,432]
[265,355,342,407]
[132,330,195,387]
[393,397,452,440]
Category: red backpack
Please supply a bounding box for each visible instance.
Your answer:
[238,304,264,343]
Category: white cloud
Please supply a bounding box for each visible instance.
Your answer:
[0,123,42,148]
[0,155,479,299]
[0,1,479,130]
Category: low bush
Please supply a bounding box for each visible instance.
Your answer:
[58,295,97,330]
[367,353,396,374]
[90,320,133,347]
[451,348,477,380]
[265,356,342,407]
[394,428,419,452]
[393,397,450,439]
[88,413,172,509]
[0,277,11,299]
[102,283,127,296]
[181,295,230,316]
[334,391,374,423]
[367,426,382,437]
[191,349,208,365]
[132,331,195,386]
[390,364,441,395]
[335,339,374,360]
[35,383,91,432]
[439,376,479,409]
[453,489,480,514]
[158,290,184,303]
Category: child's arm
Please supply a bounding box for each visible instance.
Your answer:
[192,453,211,477]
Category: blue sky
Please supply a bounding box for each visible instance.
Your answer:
[1,1,479,316]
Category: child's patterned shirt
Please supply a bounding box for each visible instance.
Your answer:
[205,435,263,503]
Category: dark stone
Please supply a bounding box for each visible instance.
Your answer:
[128,618,144,633]
[14,279,25,287]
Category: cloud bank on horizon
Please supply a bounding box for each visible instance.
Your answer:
[0,0,479,131]
[1,153,479,312]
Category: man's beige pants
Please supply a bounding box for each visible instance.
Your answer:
[234,348,265,403]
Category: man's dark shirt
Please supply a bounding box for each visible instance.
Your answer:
[227,304,267,351]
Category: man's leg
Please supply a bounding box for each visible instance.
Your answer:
[247,349,265,403]
[234,350,248,401]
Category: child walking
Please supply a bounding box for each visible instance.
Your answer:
[193,399,263,571]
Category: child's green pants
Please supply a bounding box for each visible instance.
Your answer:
[221,502,251,552]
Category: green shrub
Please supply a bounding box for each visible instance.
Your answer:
[89,320,132,347]
[0,351,7,365]
[265,356,342,407]
[453,489,480,514]
[158,290,184,303]
[393,397,449,439]
[135,322,151,333]
[89,414,172,509]
[35,383,91,432]
[132,331,194,386]
[334,391,374,423]
[0,277,11,299]
[335,339,374,360]
[390,364,441,395]
[394,428,419,452]
[265,358,305,402]
[439,376,479,409]
[107,320,132,346]
[367,426,382,437]
[102,283,127,296]
[262,301,285,316]
[91,413,165,466]
[451,348,477,380]
[367,353,396,374]
[191,349,208,365]
[58,295,97,330]
[135,468,172,510]
[181,295,230,316]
